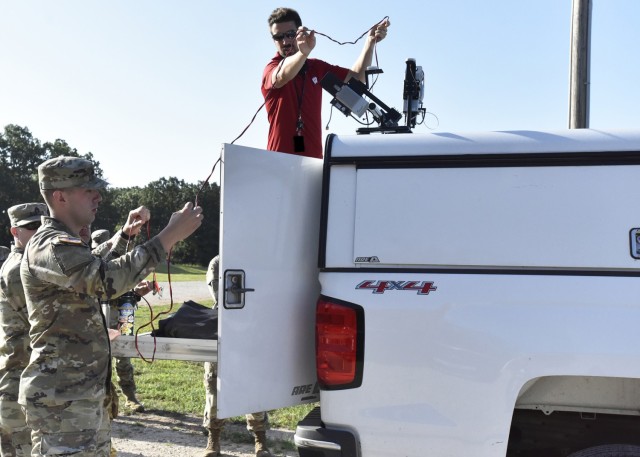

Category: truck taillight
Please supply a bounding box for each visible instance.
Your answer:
[315,296,364,390]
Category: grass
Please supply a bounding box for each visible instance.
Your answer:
[147,263,207,282]
[116,301,317,430]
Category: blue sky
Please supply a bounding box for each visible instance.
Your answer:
[1,1,639,188]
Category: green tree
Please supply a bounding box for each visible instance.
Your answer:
[189,180,220,265]
[1,124,218,265]
[94,178,219,266]
[0,124,102,248]
[0,125,43,209]
[94,187,145,236]
[131,177,219,265]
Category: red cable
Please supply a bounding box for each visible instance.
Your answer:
[133,222,175,363]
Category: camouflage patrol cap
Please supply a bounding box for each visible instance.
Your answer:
[7,202,48,227]
[38,156,108,190]
[91,229,110,249]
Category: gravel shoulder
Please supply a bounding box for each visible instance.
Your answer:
[112,410,297,457]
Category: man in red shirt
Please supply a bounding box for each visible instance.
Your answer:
[262,7,390,158]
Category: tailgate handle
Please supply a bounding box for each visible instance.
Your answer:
[231,287,255,293]
[224,270,254,309]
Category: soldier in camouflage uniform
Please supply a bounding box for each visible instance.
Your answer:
[0,246,9,268]
[20,156,203,457]
[85,228,132,261]
[202,255,273,457]
[91,229,146,413]
[84,226,145,457]
[0,202,48,457]
[90,229,110,248]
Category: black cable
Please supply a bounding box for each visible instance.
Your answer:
[313,16,389,46]
[350,113,376,126]
[325,105,334,130]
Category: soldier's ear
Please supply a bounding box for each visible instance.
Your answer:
[52,189,67,204]
[10,226,19,238]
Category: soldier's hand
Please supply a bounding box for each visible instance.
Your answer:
[134,280,153,297]
[108,328,121,341]
[157,202,203,252]
[122,206,151,238]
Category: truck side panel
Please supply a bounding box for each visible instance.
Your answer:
[318,271,640,457]
[313,129,640,456]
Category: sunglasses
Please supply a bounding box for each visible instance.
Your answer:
[21,221,41,231]
[272,30,297,41]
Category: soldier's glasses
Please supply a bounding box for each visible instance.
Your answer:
[21,222,41,231]
[272,30,297,41]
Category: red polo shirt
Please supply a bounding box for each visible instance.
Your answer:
[262,54,349,158]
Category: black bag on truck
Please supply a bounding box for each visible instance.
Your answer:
[151,300,218,339]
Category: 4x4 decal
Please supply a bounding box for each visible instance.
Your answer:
[356,280,437,295]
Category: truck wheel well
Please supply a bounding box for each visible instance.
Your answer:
[507,410,640,456]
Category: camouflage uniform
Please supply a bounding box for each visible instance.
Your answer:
[91,229,136,457]
[203,364,270,433]
[0,246,9,268]
[90,230,110,250]
[20,157,167,456]
[107,294,142,410]
[0,203,48,457]
[91,229,143,411]
[202,256,271,457]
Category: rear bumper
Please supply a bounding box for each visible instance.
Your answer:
[295,407,359,457]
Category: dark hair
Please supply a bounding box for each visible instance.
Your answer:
[268,7,302,28]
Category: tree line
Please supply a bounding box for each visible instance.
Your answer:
[0,124,219,265]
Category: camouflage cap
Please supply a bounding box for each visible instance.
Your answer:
[8,202,49,227]
[91,229,111,249]
[38,156,108,190]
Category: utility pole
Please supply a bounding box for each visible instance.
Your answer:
[568,0,592,128]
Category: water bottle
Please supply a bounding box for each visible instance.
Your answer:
[100,301,110,323]
[117,292,137,336]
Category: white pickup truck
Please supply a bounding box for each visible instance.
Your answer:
[114,128,640,457]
